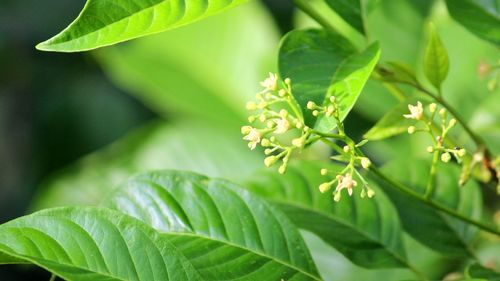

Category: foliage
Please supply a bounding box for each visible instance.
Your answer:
[2,0,500,281]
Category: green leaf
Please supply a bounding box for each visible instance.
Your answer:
[378,159,482,257]
[106,170,321,280]
[0,207,204,280]
[278,28,356,128]
[95,1,278,124]
[36,0,248,52]
[315,42,381,133]
[445,0,500,46]
[423,24,449,91]
[377,61,418,85]
[278,29,380,132]
[243,161,409,269]
[466,263,500,281]
[323,0,365,34]
[364,99,426,141]
[31,120,262,209]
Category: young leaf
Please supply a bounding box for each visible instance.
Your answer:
[364,99,427,141]
[445,0,500,46]
[315,42,381,133]
[278,28,356,128]
[36,0,248,52]
[243,161,410,269]
[423,24,449,91]
[106,171,321,280]
[323,0,365,34]
[378,159,482,257]
[0,207,204,280]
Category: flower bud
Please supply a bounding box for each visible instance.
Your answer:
[278,89,286,97]
[343,145,350,153]
[320,168,328,176]
[261,138,271,147]
[319,182,331,193]
[329,96,336,103]
[407,126,416,134]
[367,189,375,198]
[441,152,451,163]
[426,146,434,153]
[312,110,319,117]
[292,137,305,148]
[248,116,256,122]
[307,101,316,110]
[246,101,257,110]
[241,126,252,135]
[361,157,371,169]
[284,78,291,85]
[333,192,341,202]
[264,156,278,167]
[429,103,437,113]
[439,108,446,118]
[278,165,287,174]
[449,118,457,127]
[457,148,466,157]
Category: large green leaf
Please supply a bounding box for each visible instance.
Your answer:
[278,29,379,132]
[323,0,365,34]
[243,161,409,269]
[423,24,449,91]
[37,0,249,52]
[278,28,356,128]
[379,159,482,257]
[95,2,278,124]
[31,120,262,209]
[0,207,204,280]
[106,170,321,280]
[466,263,500,281]
[445,0,500,46]
[315,42,381,133]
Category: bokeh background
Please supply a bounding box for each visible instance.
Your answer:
[1,0,499,280]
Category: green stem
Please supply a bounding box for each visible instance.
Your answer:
[369,165,500,237]
[49,274,56,281]
[425,151,439,199]
[292,0,339,35]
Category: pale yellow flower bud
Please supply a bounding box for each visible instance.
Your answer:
[284,78,291,85]
[320,169,328,176]
[449,118,457,127]
[246,101,257,111]
[307,101,315,110]
[426,146,434,153]
[312,110,319,116]
[248,116,256,122]
[278,165,286,174]
[319,182,331,193]
[441,152,451,163]
[292,137,305,148]
[333,192,341,202]
[343,146,350,153]
[278,89,286,97]
[429,103,437,113]
[241,126,252,135]
[264,156,278,167]
[361,158,371,169]
[367,189,375,198]
[329,96,336,103]
[407,126,416,134]
[457,148,466,157]
[261,138,271,147]
[439,108,446,118]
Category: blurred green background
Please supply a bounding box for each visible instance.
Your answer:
[0,0,498,280]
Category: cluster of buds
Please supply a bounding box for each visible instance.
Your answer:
[241,73,309,174]
[404,101,467,164]
[310,95,375,201]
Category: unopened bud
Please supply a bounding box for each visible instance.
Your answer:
[264,156,278,167]
[407,126,416,134]
[319,182,331,193]
[329,96,336,103]
[278,89,286,97]
[429,103,437,113]
[333,192,341,202]
[248,116,256,122]
[439,108,446,118]
[441,152,451,163]
[312,110,319,117]
[241,126,252,135]
[343,145,350,153]
[449,118,457,127]
[426,146,434,153]
[307,101,316,110]
[278,165,287,174]
[457,148,466,157]
[367,189,375,198]
[246,101,257,110]
[292,137,305,148]
[320,168,328,176]
[284,78,291,85]
[361,158,371,169]
[261,138,271,147]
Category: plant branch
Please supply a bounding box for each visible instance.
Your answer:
[292,0,339,35]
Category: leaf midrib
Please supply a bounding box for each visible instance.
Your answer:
[164,231,322,280]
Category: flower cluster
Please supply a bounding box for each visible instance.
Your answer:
[404,101,466,163]
[242,74,375,202]
[309,95,375,201]
[241,73,308,174]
